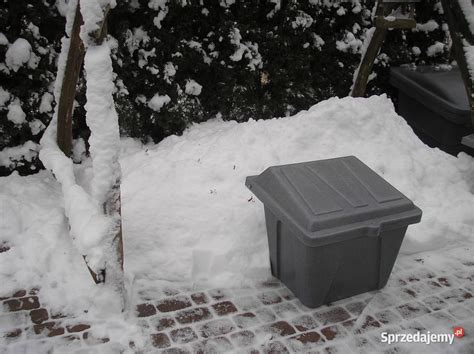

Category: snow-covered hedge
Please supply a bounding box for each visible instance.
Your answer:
[1,0,450,176]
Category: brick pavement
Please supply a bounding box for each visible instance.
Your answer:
[1,244,473,353]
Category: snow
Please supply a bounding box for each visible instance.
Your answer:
[149,0,169,29]
[5,38,32,72]
[458,0,474,35]
[7,101,26,125]
[229,28,262,71]
[464,39,474,83]
[29,119,46,135]
[148,93,171,111]
[185,79,202,96]
[163,61,177,83]
[426,41,445,57]
[0,32,8,45]
[415,20,439,33]
[336,31,363,54]
[3,95,474,338]
[39,92,54,113]
[292,11,314,29]
[0,86,11,107]
[0,141,39,168]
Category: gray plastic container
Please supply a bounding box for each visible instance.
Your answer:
[246,156,422,308]
[390,65,472,155]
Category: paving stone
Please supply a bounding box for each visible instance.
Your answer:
[446,304,474,320]
[291,314,319,332]
[395,302,431,320]
[212,301,238,316]
[257,291,282,305]
[162,347,192,354]
[192,336,234,353]
[321,324,347,341]
[345,301,366,316]
[0,243,10,253]
[271,301,299,319]
[230,330,256,347]
[33,322,65,337]
[190,292,208,305]
[401,288,418,299]
[175,307,212,324]
[233,296,262,311]
[424,280,444,291]
[163,287,180,296]
[157,296,192,313]
[66,324,90,333]
[170,327,198,344]
[0,312,30,330]
[369,293,403,310]
[150,315,176,331]
[208,289,231,301]
[3,297,40,312]
[136,303,156,317]
[422,295,447,311]
[198,318,235,338]
[322,343,354,353]
[314,306,351,325]
[437,276,458,287]
[341,318,357,331]
[29,308,48,324]
[151,333,171,348]
[399,320,426,332]
[261,279,282,288]
[258,321,296,338]
[260,340,289,353]
[278,288,295,301]
[417,311,455,330]
[4,328,22,339]
[288,331,324,350]
[12,290,27,298]
[233,312,260,329]
[374,309,402,325]
[255,307,277,323]
[82,331,110,345]
[440,288,472,304]
[352,315,381,334]
[347,335,377,353]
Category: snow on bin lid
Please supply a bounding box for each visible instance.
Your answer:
[390,65,469,125]
[246,156,421,242]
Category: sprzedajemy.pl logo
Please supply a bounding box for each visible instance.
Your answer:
[381,327,465,346]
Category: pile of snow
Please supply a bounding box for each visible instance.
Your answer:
[1,95,474,313]
[5,38,32,72]
[6,101,26,125]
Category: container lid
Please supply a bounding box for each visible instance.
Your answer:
[390,65,469,125]
[246,156,422,246]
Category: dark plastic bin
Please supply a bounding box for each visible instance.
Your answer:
[246,156,422,308]
[390,65,473,155]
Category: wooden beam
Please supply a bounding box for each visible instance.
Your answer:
[56,2,85,156]
[351,27,387,97]
[375,17,416,29]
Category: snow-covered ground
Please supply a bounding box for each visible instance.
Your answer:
[1,95,473,349]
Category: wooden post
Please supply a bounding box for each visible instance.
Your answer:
[56,2,85,156]
[441,0,474,127]
[351,27,387,97]
[351,1,417,97]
